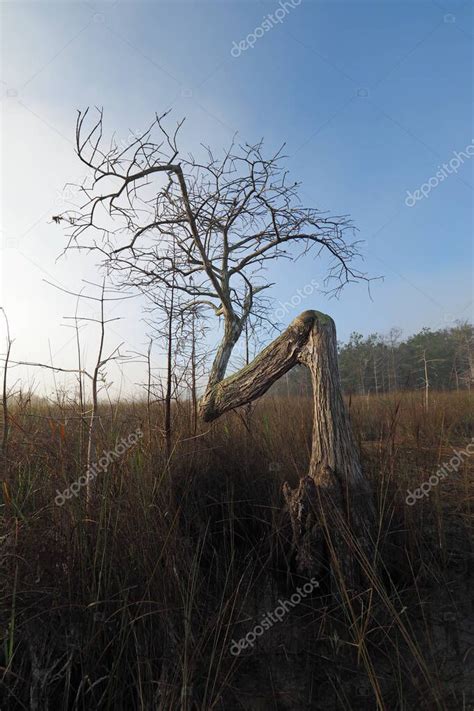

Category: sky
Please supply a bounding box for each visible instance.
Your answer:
[0,0,473,396]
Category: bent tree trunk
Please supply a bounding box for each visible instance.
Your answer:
[200,310,375,588]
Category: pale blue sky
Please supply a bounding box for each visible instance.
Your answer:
[1,0,472,393]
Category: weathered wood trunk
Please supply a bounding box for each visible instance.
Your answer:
[200,310,375,589]
[283,312,375,586]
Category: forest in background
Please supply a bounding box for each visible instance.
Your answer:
[274,322,473,396]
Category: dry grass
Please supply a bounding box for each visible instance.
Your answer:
[0,390,473,710]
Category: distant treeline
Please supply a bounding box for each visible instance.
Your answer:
[272,323,473,395]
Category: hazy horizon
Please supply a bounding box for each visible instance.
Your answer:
[1,0,472,396]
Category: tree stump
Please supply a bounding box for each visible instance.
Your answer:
[200,310,375,589]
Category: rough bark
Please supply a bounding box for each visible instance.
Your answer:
[207,319,242,391]
[200,310,375,588]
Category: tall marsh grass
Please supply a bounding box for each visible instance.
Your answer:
[0,390,472,709]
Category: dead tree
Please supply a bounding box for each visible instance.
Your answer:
[144,267,179,458]
[57,108,376,586]
[44,279,129,501]
[200,310,375,584]
[174,299,210,437]
[1,308,13,464]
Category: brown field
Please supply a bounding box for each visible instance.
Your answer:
[1,389,473,710]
